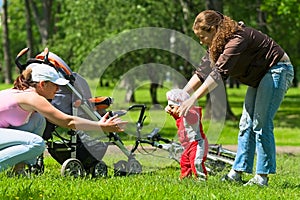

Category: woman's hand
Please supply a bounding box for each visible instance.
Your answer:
[179,76,218,117]
[98,112,128,132]
[178,96,197,117]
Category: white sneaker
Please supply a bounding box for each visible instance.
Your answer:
[221,174,243,183]
[221,169,243,183]
[244,175,268,187]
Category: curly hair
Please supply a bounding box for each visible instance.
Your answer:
[193,10,241,64]
[13,68,37,90]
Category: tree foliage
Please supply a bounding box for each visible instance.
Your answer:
[261,0,300,83]
[1,0,299,84]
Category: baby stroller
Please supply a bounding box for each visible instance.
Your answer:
[15,47,144,177]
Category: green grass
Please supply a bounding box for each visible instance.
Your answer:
[0,154,299,199]
[1,83,299,199]
[0,83,12,90]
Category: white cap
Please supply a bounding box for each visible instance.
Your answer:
[166,89,190,106]
[28,63,69,86]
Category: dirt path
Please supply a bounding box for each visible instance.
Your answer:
[44,144,300,157]
[223,145,300,154]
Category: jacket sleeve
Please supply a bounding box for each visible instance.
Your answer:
[194,52,212,83]
[212,34,247,81]
[196,31,248,83]
[185,109,199,125]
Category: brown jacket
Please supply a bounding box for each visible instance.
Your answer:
[195,25,284,87]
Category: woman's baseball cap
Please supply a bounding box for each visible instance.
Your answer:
[28,63,69,85]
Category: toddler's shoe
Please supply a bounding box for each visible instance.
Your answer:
[196,173,207,182]
[244,175,268,187]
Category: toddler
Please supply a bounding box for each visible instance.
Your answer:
[165,89,208,180]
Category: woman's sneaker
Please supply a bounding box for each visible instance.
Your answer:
[221,169,243,183]
[221,174,243,183]
[244,175,269,187]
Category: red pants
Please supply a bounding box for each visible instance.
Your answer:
[180,139,208,179]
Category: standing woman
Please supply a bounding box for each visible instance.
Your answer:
[179,10,294,186]
[0,63,127,175]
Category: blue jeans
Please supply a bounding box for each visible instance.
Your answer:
[0,113,46,172]
[233,62,294,174]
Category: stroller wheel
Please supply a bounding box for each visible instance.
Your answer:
[92,161,108,178]
[127,159,142,175]
[114,160,128,176]
[61,158,85,178]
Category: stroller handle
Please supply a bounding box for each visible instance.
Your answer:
[15,47,30,72]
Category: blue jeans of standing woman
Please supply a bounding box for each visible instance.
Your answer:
[0,112,46,172]
[233,62,294,174]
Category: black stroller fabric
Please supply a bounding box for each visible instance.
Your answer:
[43,73,92,140]
[52,73,93,115]
[43,73,108,169]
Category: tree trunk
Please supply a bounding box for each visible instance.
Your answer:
[29,0,52,46]
[24,0,34,58]
[204,82,238,121]
[206,0,223,11]
[1,0,12,84]
[147,64,160,105]
[256,0,268,34]
[150,83,159,104]
[203,0,237,121]
[293,43,299,87]
[123,76,135,103]
[179,0,189,34]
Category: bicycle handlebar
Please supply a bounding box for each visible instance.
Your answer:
[127,104,147,125]
[147,128,171,144]
[127,104,177,154]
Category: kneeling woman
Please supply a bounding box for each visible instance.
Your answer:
[0,63,127,175]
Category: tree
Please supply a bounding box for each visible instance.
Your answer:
[260,0,300,86]
[24,0,34,58]
[28,0,52,46]
[256,0,268,33]
[202,0,238,121]
[0,0,54,75]
[102,0,205,104]
[1,0,12,84]
[1,0,299,116]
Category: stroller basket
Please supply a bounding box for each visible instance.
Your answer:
[47,134,108,170]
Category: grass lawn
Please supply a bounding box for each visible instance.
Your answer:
[0,153,299,199]
[0,82,299,199]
